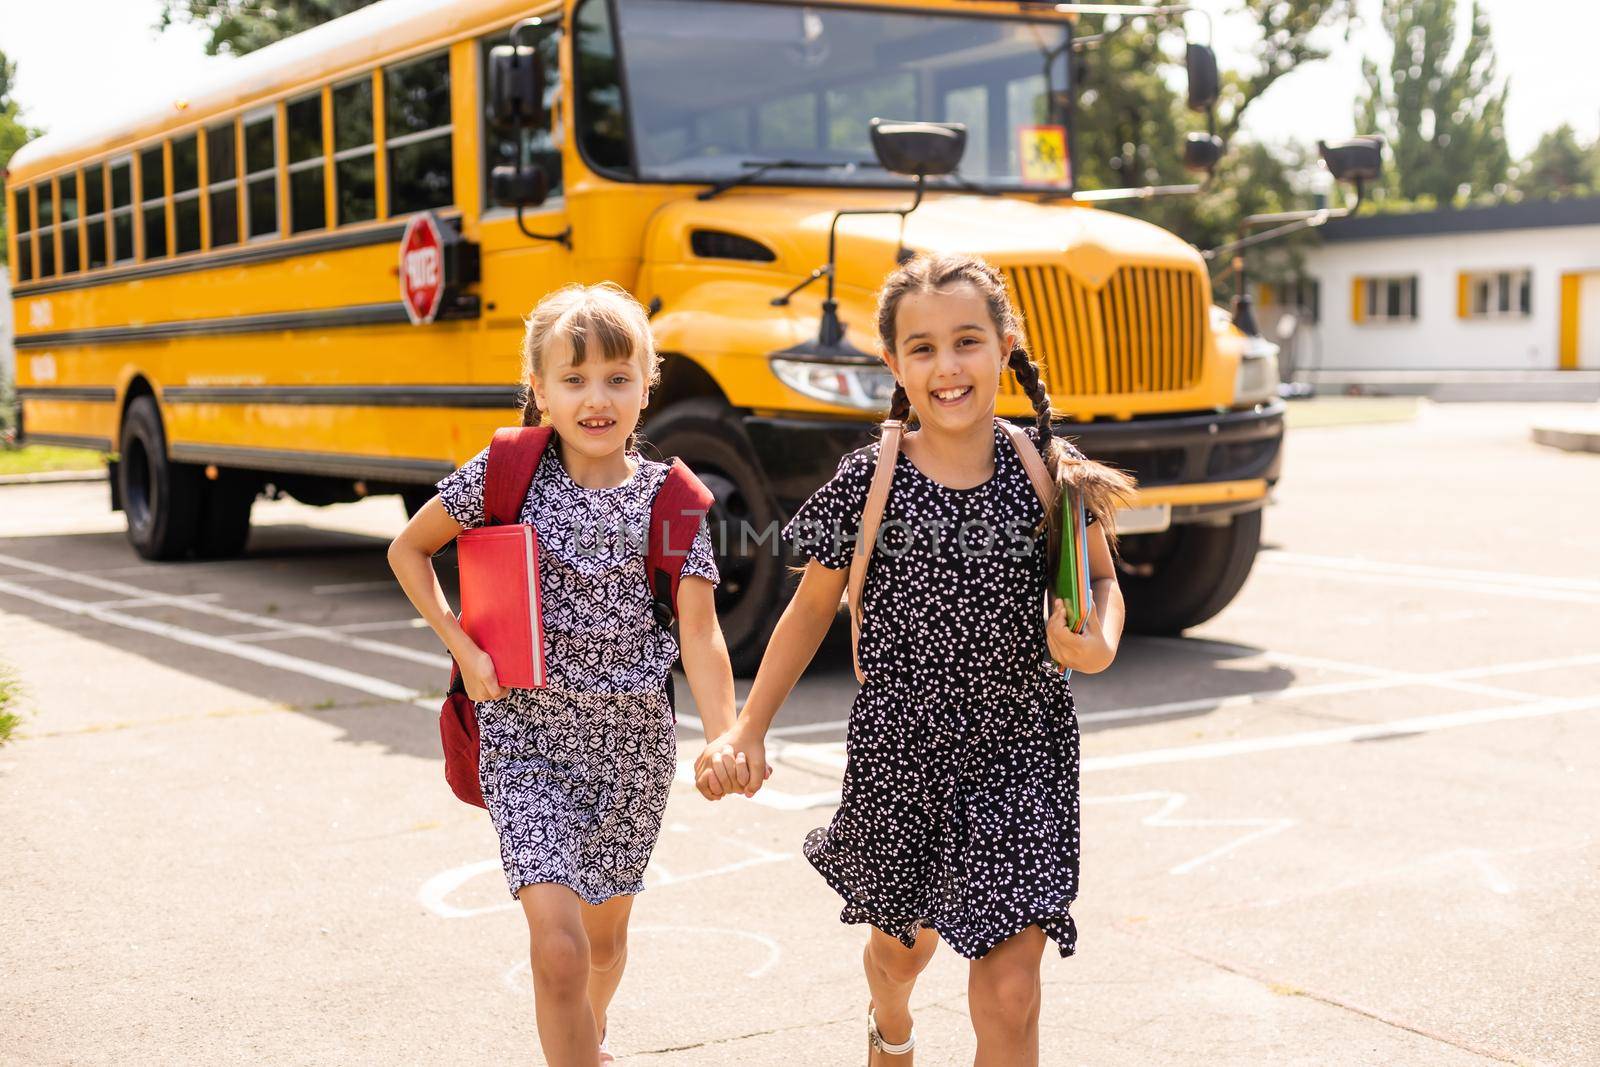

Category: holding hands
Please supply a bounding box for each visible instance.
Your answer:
[694,726,770,801]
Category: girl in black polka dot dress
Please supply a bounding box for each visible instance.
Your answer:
[696,253,1135,1066]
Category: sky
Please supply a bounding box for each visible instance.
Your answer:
[3,0,1597,162]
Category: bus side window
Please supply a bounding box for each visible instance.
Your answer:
[110,158,134,264]
[59,172,81,275]
[172,133,202,254]
[84,163,108,270]
[385,51,453,216]
[13,185,33,282]
[207,119,241,249]
[37,180,56,277]
[479,20,564,210]
[287,91,327,233]
[574,0,630,174]
[138,144,168,260]
[244,109,279,239]
[333,76,377,225]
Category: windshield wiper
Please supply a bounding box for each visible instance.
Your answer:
[697,159,879,200]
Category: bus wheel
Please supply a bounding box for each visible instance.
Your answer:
[118,396,203,561]
[195,470,259,559]
[1117,508,1262,634]
[644,400,784,676]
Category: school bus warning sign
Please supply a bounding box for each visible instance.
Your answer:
[399,212,446,325]
[1019,125,1070,186]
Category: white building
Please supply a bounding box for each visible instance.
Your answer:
[1267,197,1600,398]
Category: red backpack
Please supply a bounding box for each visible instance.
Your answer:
[439,425,715,808]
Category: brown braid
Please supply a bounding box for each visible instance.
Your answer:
[518,385,543,427]
[887,381,913,424]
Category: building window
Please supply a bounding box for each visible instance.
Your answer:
[83,163,108,269]
[139,144,169,259]
[172,133,202,254]
[333,76,377,225]
[244,108,279,239]
[385,51,453,216]
[110,157,135,263]
[13,185,33,282]
[1285,277,1320,324]
[59,172,82,275]
[208,120,241,249]
[1462,269,1531,319]
[36,180,56,277]
[286,91,327,233]
[1356,275,1417,323]
[480,22,564,210]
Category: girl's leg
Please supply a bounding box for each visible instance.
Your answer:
[864,926,939,1062]
[967,925,1046,1067]
[579,893,635,1043]
[518,883,600,1067]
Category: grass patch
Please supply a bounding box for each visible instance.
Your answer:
[0,445,109,476]
[0,662,21,745]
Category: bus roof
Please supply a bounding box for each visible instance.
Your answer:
[7,0,538,181]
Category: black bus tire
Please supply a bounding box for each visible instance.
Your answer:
[1118,508,1263,635]
[643,400,786,676]
[118,396,203,561]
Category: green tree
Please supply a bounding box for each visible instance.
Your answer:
[1513,124,1600,201]
[1,49,45,268]
[157,0,378,56]
[1356,0,1510,206]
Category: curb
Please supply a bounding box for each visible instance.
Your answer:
[0,469,109,486]
[1531,424,1600,454]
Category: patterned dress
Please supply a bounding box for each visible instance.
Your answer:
[783,418,1093,960]
[435,442,719,903]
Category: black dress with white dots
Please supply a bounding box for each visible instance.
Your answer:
[782,418,1092,960]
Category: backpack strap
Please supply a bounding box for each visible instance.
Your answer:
[646,459,715,629]
[996,419,1057,514]
[846,419,904,686]
[484,426,554,526]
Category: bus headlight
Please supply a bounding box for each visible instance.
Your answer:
[770,357,897,410]
[1233,334,1280,405]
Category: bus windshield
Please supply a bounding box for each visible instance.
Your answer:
[600,0,1074,192]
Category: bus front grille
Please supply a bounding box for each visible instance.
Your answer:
[1001,264,1207,397]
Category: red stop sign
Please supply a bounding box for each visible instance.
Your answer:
[399,212,446,325]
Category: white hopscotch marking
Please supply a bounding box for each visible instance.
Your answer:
[501,925,782,993]
[1081,791,1296,875]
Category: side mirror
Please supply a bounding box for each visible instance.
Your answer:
[1184,132,1223,174]
[488,44,544,129]
[869,118,967,178]
[1318,136,1384,184]
[1186,43,1220,112]
[491,165,550,210]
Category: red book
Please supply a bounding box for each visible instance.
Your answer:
[456,524,546,690]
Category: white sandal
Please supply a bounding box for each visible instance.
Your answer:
[867,1006,916,1061]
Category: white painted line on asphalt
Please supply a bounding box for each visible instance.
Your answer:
[93,592,225,609]
[0,575,424,703]
[1081,791,1296,875]
[1081,693,1600,773]
[1262,549,1600,594]
[217,618,430,642]
[0,550,448,669]
[1258,554,1600,606]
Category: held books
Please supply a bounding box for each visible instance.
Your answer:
[456,524,547,690]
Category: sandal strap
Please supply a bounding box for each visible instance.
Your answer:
[868,1008,917,1056]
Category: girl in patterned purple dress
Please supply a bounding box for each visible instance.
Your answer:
[390,283,742,1066]
[697,254,1135,1066]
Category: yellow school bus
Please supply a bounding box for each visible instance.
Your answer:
[7,0,1285,670]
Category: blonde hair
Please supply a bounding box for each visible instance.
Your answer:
[517,282,660,428]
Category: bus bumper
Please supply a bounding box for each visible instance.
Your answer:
[742,398,1285,522]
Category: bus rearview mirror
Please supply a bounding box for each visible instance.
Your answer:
[491,165,550,210]
[869,118,967,178]
[1186,44,1220,112]
[488,44,544,130]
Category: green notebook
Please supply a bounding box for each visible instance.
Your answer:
[1054,486,1094,635]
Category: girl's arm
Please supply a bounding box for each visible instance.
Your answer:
[387,495,506,702]
[1046,523,1124,674]
[675,574,748,794]
[695,560,848,799]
